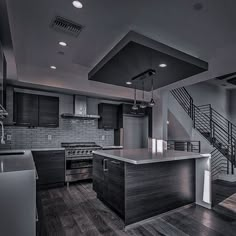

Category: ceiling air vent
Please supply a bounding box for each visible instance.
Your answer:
[50,16,83,37]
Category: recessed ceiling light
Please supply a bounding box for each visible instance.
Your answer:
[126,81,132,85]
[72,1,83,9]
[50,66,56,70]
[59,41,67,46]
[193,3,204,11]
[159,63,167,68]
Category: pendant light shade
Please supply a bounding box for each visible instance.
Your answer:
[149,98,155,106]
[132,87,138,110]
[140,81,147,109]
[149,78,155,106]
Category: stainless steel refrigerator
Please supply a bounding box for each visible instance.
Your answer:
[123,115,148,149]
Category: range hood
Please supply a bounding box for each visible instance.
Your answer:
[61,95,100,119]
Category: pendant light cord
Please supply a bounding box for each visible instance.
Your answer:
[151,78,154,98]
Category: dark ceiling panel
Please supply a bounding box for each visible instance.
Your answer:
[89,32,208,91]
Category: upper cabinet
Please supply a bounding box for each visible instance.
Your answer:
[38,96,59,127]
[98,103,118,129]
[14,92,59,127]
[14,92,39,127]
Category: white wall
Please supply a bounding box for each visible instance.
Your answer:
[229,89,236,124]
[186,82,230,119]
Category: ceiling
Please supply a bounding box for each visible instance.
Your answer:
[3,0,236,96]
[88,32,208,91]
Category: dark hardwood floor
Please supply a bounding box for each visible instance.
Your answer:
[212,180,236,206]
[39,182,236,236]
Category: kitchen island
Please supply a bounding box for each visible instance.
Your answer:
[93,149,211,227]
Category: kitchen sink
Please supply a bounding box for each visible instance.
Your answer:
[0,151,25,156]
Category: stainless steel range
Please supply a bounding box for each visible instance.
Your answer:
[61,142,102,185]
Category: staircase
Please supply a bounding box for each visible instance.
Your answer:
[171,87,236,179]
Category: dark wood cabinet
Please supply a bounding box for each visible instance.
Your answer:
[107,159,124,215]
[93,154,125,217]
[38,96,59,127]
[14,92,59,127]
[98,103,118,129]
[33,150,65,189]
[14,92,39,127]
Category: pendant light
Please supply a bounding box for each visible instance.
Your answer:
[149,78,155,106]
[132,86,138,110]
[140,81,147,109]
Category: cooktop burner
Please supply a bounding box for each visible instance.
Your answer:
[62,142,102,158]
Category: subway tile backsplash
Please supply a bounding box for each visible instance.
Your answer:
[3,119,114,149]
[0,87,114,150]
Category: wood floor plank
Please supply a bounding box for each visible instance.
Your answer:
[180,205,236,236]
[163,211,225,236]
[147,219,188,236]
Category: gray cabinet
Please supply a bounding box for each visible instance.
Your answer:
[14,92,59,128]
[33,150,65,189]
[14,92,39,127]
[38,95,59,127]
[98,103,118,129]
[93,154,125,217]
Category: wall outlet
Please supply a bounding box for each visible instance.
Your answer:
[48,135,52,141]
[101,135,105,141]
[7,135,12,141]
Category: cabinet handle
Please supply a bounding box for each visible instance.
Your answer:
[36,207,39,222]
[35,168,39,180]
[18,122,30,125]
[103,159,108,172]
[111,160,121,165]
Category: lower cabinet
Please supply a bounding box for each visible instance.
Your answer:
[33,150,65,189]
[93,154,125,217]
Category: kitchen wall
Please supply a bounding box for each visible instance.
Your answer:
[1,87,114,149]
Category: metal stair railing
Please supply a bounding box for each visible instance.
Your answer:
[171,87,236,175]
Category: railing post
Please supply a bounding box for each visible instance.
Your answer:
[198,141,201,153]
[193,106,195,128]
[227,159,229,174]
[212,123,215,146]
[209,105,213,142]
[190,98,193,119]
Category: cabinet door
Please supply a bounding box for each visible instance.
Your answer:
[33,151,65,188]
[14,92,39,127]
[93,155,105,197]
[98,104,118,129]
[107,159,125,216]
[38,95,59,127]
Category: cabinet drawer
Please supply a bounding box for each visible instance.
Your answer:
[38,168,65,185]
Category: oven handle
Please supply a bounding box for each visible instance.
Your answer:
[103,159,108,172]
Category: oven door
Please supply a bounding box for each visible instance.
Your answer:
[66,159,93,182]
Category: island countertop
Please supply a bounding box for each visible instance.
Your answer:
[93,148,210,164]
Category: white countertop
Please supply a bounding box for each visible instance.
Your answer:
[93,149,210,164]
